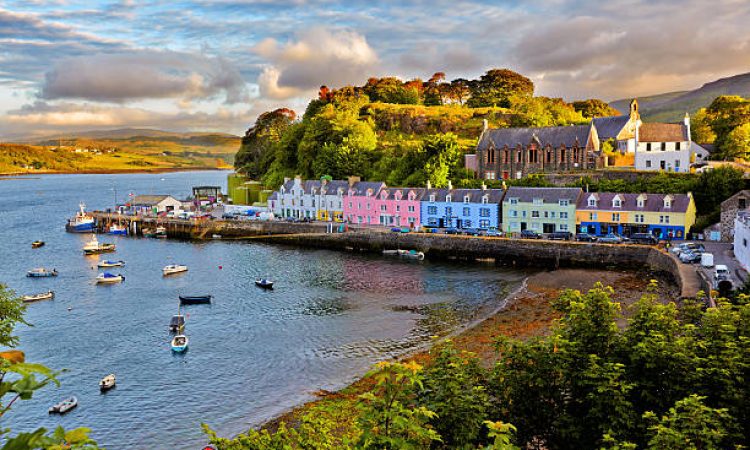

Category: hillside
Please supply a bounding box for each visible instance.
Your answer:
[610,72,750,122]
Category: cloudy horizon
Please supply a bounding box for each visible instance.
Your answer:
[1,0,749,139]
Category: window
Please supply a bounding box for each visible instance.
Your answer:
[675,142,681,150]
[479,219,490,228]
[522,211,527,218]
[637,199,644,208]
[485,172,496,180]
[664,198,672,208]
[612,213,620,221]
[559,199,569,206]
[559,224,569,231]
[446,195,452,203]
[560,212,568,219]
[482,196,489,204]
[646,143,652,151]
[408,205,415,212]
[480,208,490,217]
[531,211,540,218]
[675,159,680,168]
[532,198,543,205]
[613,198,621,208]
[740,198,747,210]
[396,205,401,212]
[366,203,371,210]
[358,216,363,223]
[464,196,470,204]
[661,142,667,151]
[543,211,549,218]
[409,217,415,224]
[744,238,747,247]
[588,198,597,207]
[464,220,473,227]
[427,206,437,215]
[445,207,453,216]
[635,214,644,223]
[550,211,556,218]
[659,215,670,224]
[510,210,518,218]
[509,198,518,205]
[429,218,437,225]
[429,195,436,202]
[463,207,470,217]
[348,202,352,208]
[589,212,598,220]
[510,221,519,230]
[646,160,652,168]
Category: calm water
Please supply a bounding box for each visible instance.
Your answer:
[0,171,529,449]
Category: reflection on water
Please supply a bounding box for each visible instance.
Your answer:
[0,172,531,449]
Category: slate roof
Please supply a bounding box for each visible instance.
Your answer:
[130,195,174,205]
[279,179,352,195]
[577,192,692,213]
[378,187,427,201]
[477,125,593,151]
[503,187,582,203]
[639,123,688,142]
[347,181,386,196]
[268,192,278,201]
[423,188,506,204]
[592,115,630,140]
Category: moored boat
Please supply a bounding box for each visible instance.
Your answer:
[163,264,188,276]
[31,240,45,248]
[401,250,425,260]
[108,224,127,235]
[49,396,77,414]
[96,272,124,284]
[171,334,189,352]
[155,226,167,238]
[255,279,274,289]
[382,249,400,256]
[21,290,54,303]
[179,295,212,305]
[83,235,116,255]
[66,203,96,233]
[26,268,58,278]
[99,374,116,391]
[169,314,185,333]
[97,260,125,268]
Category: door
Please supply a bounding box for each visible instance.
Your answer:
[520,222,527,231]
[543,223,555,233]
[439,218,445,228]
[456,219,463,229]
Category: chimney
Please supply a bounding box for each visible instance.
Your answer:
[447,180,453,190]
[482,119,488,132]
[348,175,360,187]
[684,112,692,150]
[481,183,487,191]
[426,180,432,190]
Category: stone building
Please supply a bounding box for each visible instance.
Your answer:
[720,190,750,242]
[474,123,601,180]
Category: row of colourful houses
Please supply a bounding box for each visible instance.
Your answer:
[267,176,696,239]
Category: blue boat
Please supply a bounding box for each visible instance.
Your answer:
[171,334,189,352]
[27,268,58,278]
[66,203,96,233]
[108,224,127,235]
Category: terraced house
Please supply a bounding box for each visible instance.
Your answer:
[502,187,581,234]
[269,177,348,221]
[420,182,504,230]
[576,192,696,239]
[341,180,387,225]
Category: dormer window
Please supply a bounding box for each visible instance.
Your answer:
[482,195,489,204]
[366,189,372,197]
[429,194,436,202]
[613,198,622,208]
[664,198,672,208]
[408,192,415,201]
[532,198,543,205]
[464,195,470,204]
[446,195,452,203]
[588,198,597,207]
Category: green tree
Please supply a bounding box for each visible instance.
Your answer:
[235,108,296,178]
[723,122,750,160]
[509,96,586,127]
[421,133,461,188]
[643,395,730,450]
[467,69,534,108]
[203,413,341,450]
[690,108,716,144]
[572,99,620,118]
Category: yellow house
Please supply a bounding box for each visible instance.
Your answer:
[576,192,696,240]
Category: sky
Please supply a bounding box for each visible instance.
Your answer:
[1,0,749,139]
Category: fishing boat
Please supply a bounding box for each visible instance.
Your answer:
[171,334,189,352]
[26,268,58,278]
[108,224,128,235]
[163,264,188,276]
[49,396,77,414]
[169,314,185,333]
[21,291,54,303]
[179,295,212,305]
[99,374,116,391]
[143,228,157,238]
[98,260,125,268]
[96,272,124,284]
[255,279,274,289]
[155,226,167,238]
[31,240,45,248]
[66,203,96,233]
[83,235,116,255]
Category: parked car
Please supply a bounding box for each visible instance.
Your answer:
[679,250,702,264]
[520,229,542,239]
[575,233,598,242]
[629,233,658,245]
[486,229,503,237]
[671,242,705,256]
[444,228,461,235]
[462,228,480,236]
[599,233,626,244]
[548,231,573,241]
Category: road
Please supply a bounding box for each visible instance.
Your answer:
[694,241,747,289]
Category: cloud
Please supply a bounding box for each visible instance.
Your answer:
[40,50,249,104]
[253,27,379,99]
[398,43,483,77]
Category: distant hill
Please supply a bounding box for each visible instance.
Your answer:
[19,128,240,145]
[610,72,750,122]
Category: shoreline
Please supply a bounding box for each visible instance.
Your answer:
[254,267,677,435]
[0,166,230,177]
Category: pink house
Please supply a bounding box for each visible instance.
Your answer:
[344,182,425,228]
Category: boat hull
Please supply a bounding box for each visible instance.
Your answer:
[66,222,96,233]
[27,271,57,278]
[179,295,212,305]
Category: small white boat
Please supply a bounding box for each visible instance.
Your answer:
[212,234,222,239]
[98,260,125,268]
[382,250,400,256]
[108,224,127,235]
[155,226,167,238]
[99,374,116,391]
[400,250,425,260]
[96,272,124,284]
[83,235,116,255]
[163,264,188,276]
[171,334,189,352]
[21,290,54,303]
[26,267,58,278]
[49,396,77,414]
[255,279,274,289]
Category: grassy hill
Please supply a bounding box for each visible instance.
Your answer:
[0,130,240,174]
[610,72,750,122]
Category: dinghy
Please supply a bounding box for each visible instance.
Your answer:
[99,374,116,391]
[179,295,212,305]
[96,272,124,284]
[171,334,189,352]
[169,314,185,333]
[83,235,116,255]
[255,279,274,289]
[98,260,125,268]
[163,264,188,276]
[21,291,54,303]
[26,268,58,278]
[382,249,399,256]
[401,250,425,261]
[31,240,45,248]
[49,396,77,414]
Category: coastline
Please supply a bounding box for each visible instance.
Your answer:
[0,166,230,178]
[255,267,677,435]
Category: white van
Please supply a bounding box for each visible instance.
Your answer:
[714,265,730,280]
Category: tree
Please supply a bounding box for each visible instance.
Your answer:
[421,133,462,188]
[467,69,534,108]
[572,99,620,118]
[423,72,446,106]
[447,78,470,105]
[644,395,730,450]
[723,122,750,160]
[690,108,716,144]
[235,108,296,178]
[509,96,585,127]
[699,95,750,159]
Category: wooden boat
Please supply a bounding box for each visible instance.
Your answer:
[155,226,167,238]
[21,291,54,303]
[49,396,77,414]
[179,295,212,305]
[143,228,157,238]
[26,268,58,278]
[171,334,189,352]
[96,272,124,284]
[163,264,188,276]
[255,279,274,289]
[99,374,116,391]
[31,240,45,248]
[83,235,116,255]
[98,260,125,268]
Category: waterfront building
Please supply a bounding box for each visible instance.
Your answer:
[270,177,348,221]
[733,212,750,271]
[127,195,184,215]
[576,192,696,239]
[343,182,424,227]
[634,117,694,172]
[501,187,581,234]
[420,182,504,230]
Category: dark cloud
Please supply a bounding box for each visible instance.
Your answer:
[40,50,249,103]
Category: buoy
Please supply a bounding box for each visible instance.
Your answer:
[218,265,222,270]
[67,307,72,311]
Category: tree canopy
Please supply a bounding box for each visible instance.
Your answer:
[572,99,621,118]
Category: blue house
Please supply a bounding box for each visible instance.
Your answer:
[419,182,505,230]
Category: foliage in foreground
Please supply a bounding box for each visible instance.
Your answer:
[205,284,749,449]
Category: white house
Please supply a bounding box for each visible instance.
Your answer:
[733,212,750,272]
[634,114,704,172]
[128,195,183,215]
[270,177,348,221]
